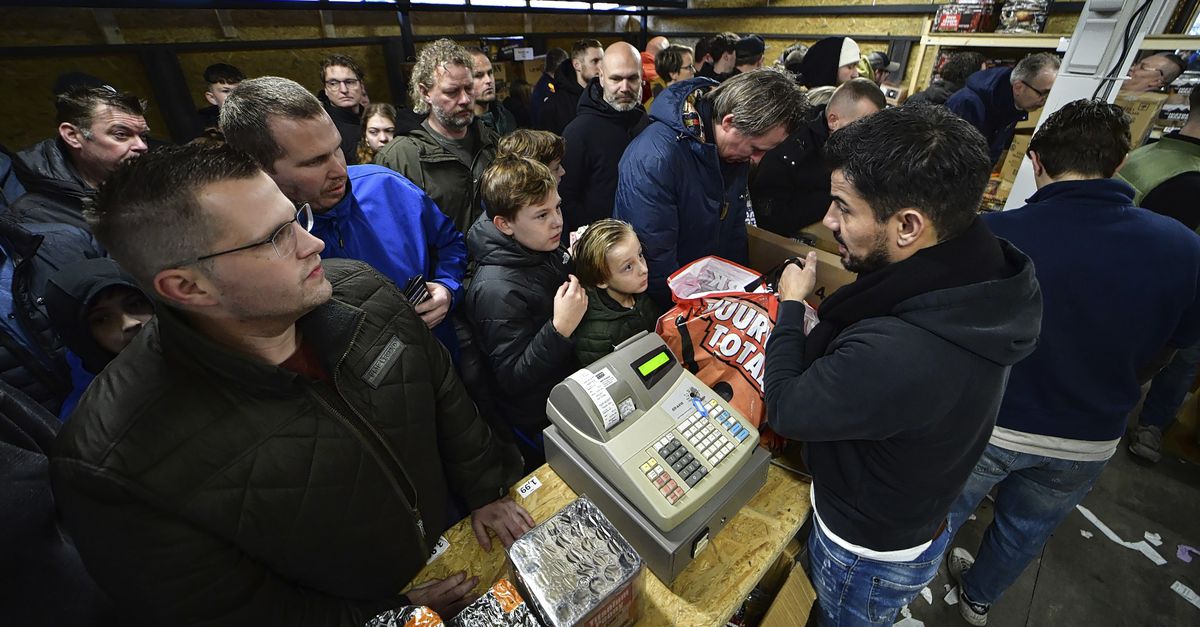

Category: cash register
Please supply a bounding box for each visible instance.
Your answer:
[544,332,771,583]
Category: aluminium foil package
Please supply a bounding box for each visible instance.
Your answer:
[507,497,643,627]
[447,578,540,627]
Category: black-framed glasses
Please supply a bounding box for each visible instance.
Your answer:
[1130,60,1166,79]
[325,78,361,89]
[172,203,313,268]
[1021,80,1050,99]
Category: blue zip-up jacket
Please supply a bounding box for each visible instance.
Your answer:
[614,77,750,307]
[984,179,1200,441]
[946,66,1027,164]
[312,165,467,350]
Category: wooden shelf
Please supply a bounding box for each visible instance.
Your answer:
[921,33,1199,50]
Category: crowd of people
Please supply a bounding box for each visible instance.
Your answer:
[1,31,1198,627]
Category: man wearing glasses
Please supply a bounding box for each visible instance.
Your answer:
[947,52,1061,164]
[1119,53,1187,95]
[320,53,368,165]
[51,143,530,625]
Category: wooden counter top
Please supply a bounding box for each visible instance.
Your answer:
[412,462,811,626]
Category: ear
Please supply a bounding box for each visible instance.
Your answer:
[493,214,515,236]
[596,279,610,290]
[204,90,218,107]
[892,209,928,249]
[826,110,840,132]
[59,122,85,150]
[1028,149,1045,178]
[152,268,220,309]
[719,113,736,132]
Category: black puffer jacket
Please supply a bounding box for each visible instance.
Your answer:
[560,78,650,235]
[905,79,964,107]
[44,257,146,374]
[573,287,659,366]
[52,259,522,627]
[750,104,833,238]
[463,215,576,431]
[6,138,94,231]
[320,92,363,166]
[536,59,585,135]
[0,380,118,626]
[0,217,101,414]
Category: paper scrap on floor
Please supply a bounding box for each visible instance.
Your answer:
[894,605,925,626]
[1145,532,1163,546]
[1171,581,1200,611]
[1080,530,1094,539]
[944,586,960,606]
[920,587,933,605]
[1178,545,1200,563]
[1075,504,1167,566]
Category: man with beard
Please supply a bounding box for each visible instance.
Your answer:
[763,105,1043,625]
[221,76,470,357]
[51,143,529,625]
[559,42,649,238]
[467,47,517,137]
[318,54,368,165]
[7,86,149,231]
[377,39,498,234]
[537,39,603,135]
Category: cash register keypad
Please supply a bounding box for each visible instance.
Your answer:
[639,398,750,505]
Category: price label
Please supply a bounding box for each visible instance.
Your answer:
[517,476,543,498]
[426,535,450,564]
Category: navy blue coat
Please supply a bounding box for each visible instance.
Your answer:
[945,66,1027,164]
[614,77,750,307]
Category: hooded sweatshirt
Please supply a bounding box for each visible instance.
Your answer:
[797,37,860,89]
[7,138,93,231]
[560,78,650,235]
[946,66,1027,164]
[536,59,586,135]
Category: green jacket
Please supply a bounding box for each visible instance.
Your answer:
[374,119,498,233]
[51,259,522,627]
[1117,134,1200,206]
[574,286,661,366]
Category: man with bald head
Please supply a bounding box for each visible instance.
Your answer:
[560,41,650,237]
[642,36,670,103]
[1120,52,1187,95]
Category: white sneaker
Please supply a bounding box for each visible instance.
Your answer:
[947,547,989,626]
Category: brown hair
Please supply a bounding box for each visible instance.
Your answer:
[357,102,397,164]
[320,53,364,83]
[497,129,566,166]
[574,219,638,287]
[481,155,556,221]
[56,86,147,133]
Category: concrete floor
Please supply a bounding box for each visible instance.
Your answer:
[904,434,1200,627]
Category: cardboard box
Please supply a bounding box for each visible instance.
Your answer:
[522,59,544,86]
[747,226,856,305]
[760,562,819,627]
[795,221,840,256]
[995,131,1032,202]
[1116,91,1169,147]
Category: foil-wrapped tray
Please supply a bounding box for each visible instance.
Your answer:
[365,605,444,627]
[508,496,643,627]
[447,578,539,627]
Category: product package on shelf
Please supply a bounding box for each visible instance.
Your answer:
[446,579,540,627]
[933,1,999,33]
[507,496,643,627]
[997,0,1049,33]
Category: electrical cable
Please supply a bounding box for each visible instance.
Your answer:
[1091,0,1154,100]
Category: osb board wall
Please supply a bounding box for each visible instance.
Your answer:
[0,54,169,151]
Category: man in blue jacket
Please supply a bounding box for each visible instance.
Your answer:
[614,68,806,307]
[945,100,1200,626]
[221,77,467,353]
[947,52,1060,164]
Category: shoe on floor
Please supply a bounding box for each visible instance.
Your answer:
[947,547,989,626]
[1129,425,1163,464]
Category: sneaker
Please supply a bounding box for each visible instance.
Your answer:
[1129,425,1163,464]
[947,547,989,626]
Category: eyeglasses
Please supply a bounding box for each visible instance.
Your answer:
[325,78,361,89]
[173,203,314,268]
[1130,61,1165,79]
[1020,80,1051,99]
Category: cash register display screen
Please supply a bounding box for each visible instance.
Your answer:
[633,349,674,389]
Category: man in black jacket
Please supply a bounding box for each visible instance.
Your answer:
[7,86,149,231]
[906,51,985,107]
[52,143,531,626]
[319,53,367,166]
[560,42,649,238]
[0,216,101,414]
[536,39,603,135]
[763,105,1042,625]
[752,78,884,238]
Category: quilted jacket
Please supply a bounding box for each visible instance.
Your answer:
[51,259,523,627]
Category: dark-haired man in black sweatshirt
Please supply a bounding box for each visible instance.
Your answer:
[763,104,1042,626]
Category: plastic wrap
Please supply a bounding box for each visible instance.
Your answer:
[998,0,1049,34]
[365,605,444,627]
[508,497,643,627]
[447,579,540,627]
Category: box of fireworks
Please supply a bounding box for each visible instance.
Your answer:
[998,0,1049,34]
[760,562,819,627]
[995,131,1032,202]
[507,497,643,627]
[795,220,840,256]
[746,226,856,306]
[492,61,509,83]
[1115,91,1168,147]
[522,59,544,86]
[366,606,444,627]
[933,2,998,33]
[881,83,908,107]
[655,256,819,436]
[446,578,540,627]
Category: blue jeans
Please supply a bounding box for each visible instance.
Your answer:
[1139,341,1200,428]
[945,443,1108,605]
[807,517,951,625]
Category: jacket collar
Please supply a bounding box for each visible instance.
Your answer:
[1024,178,1135,207]
[0,217,43,264]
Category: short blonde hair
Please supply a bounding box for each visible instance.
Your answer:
[574,219,639,287]
[481,155,556,221]
[410,39,474,116]
[497,129,566,166]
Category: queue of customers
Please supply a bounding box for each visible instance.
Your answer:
[1,33,1199,627]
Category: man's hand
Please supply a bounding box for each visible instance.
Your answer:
[405,572,478,618]
[779,252,818,303]
[415,282,452,328]
[470,497,535,552]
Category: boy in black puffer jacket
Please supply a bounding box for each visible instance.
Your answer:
[464,155,587,471]
[572,219,660,366]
